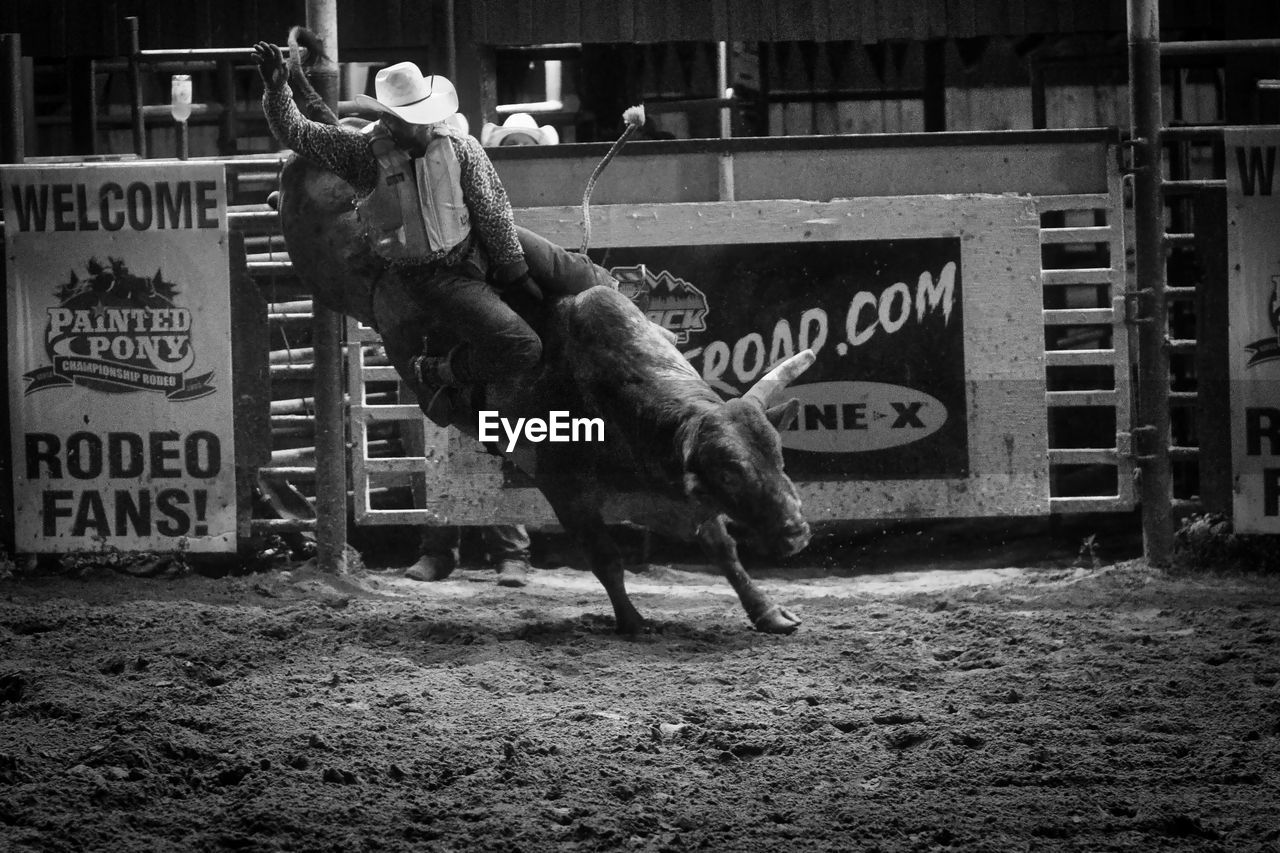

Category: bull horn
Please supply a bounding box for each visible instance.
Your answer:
[742,349,816,408]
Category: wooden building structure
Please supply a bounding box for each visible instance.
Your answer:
[2,1,1276,158]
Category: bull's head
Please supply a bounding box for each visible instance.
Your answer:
[681,349,815,557]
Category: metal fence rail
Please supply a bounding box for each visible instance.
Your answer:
[345,319,450,526]
[1037,160,1137,514]
[224,155,325,537]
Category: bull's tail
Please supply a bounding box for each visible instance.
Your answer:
[285,26,339,126]
[287,26,327,69]
[580,105,646,254]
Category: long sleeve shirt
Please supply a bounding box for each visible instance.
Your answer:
[263,84,528,283]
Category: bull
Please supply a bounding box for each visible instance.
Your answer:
[271,31,814,633]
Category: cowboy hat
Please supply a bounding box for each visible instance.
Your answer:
[354,62,458,125]
[481,113,559,147]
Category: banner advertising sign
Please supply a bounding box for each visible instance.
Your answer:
[603,238,966,480]
[1226,128,1280,534]
[3,162,236,552]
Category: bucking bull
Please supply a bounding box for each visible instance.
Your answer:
[272,30,814,634]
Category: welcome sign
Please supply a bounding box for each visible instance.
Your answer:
[3,162,236,553]
[1226,127,1280,533]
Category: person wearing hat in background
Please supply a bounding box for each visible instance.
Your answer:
[253,41,545,426]
[406,115,565,587]
[481,113,560,148]
[474,111,621,310]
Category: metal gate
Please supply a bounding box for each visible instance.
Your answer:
[1036,154,1136,514]
[346,317,449,526]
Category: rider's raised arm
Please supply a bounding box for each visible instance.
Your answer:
[452,134,527,285]
[262,84,378,194]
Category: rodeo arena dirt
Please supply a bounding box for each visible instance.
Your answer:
[1,524,1280,852]
[4,2,1280,852]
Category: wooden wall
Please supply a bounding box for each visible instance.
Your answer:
[1,1,303,56]
[2,0,1231,57]
[469,0,1224,46]
[0,0,446,57]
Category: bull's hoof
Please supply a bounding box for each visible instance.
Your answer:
[752,605,801,635]
[614,615,649,636]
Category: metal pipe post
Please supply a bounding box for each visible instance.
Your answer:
[127,17,146,157]
[1128,0,1174,565]
[445,0,458,82]
[716,41,734,202]
[1161,38,1280,57]
[1,33,24,163]
[88,59,99,155]
[139,47,259,60]
[306,0,349,573]
[217,58,237,155]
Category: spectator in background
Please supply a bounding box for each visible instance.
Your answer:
[481,112,560,147]
[405,112,562,589]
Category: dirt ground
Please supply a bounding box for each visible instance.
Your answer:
[2,525,1279,852]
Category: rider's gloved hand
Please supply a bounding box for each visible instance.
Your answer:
[253,42,288,92]
[504,273,544,304]
[499,273,544,320]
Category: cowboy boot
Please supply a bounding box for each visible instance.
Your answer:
[484,525,532,587]
[404,526,459,582]
[411,351,462,425]
[494,558,529,587]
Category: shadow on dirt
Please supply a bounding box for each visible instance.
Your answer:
[624,510,1145,580]
[347,610,760,663]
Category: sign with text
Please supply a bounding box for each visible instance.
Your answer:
[444,195,1045,522]
[3,162,236,552]
[1226,127,1280,533]
[599,238,966,480]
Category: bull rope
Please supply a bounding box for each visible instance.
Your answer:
[580,105,646,254]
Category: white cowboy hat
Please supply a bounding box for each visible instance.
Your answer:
[354,62,458,125]
[443,112,470,136]
[481,113,559,147]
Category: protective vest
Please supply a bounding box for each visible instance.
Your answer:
[356,122,471,261]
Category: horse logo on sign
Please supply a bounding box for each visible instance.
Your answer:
[22,256,215,400]
[1244,274,1280,369]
